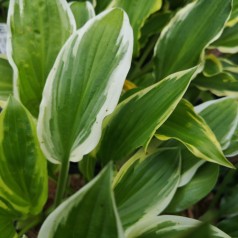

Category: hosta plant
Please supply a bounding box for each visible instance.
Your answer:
[0,0,238,237]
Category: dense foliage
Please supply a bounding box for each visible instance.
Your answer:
[0,0,238,237]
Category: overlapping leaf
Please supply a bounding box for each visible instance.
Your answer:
[166,163,219,213]
[7,0,76,117]
[0,97,48,216]
[38,164,125,238]
[154,0,232,80]
[195,97,238,150]
[37,9,133,164]
[95,67,198,164]
[114,148,181,228]
[69,1,95,29]
[126,215,230,238]
[157,99,233,168]
[111,0,162,55]
[0,57,13,101]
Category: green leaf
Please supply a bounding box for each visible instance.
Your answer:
[38,164,125,238]
[195,97,238,150]
[0,97,47,216]
[157,99,233,168]
[95,0,112,13]
[96,67,198,164]
[203,55,223,77]
[193,72,238,97]
[0,56,13,101]
[126,215,231,238]
[224,126,238,157]
[220,184,238,217]
[37,8,133,164]
[0,208,18,238]
[114,148,181,228]
[218,216,238,237]
[179,146,204,187]
[7,0,76,117]
[140,11,173,48]
[212,24,238,53]
[69,1,95,29]
[112,0,162,56]
[154,0,232,80]
[166,163,219,213]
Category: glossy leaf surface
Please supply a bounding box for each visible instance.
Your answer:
[8,0,76,117]
[37,8,133,164]
[38,164,125,238]
[154,0,232,80]
[0,97,47,215]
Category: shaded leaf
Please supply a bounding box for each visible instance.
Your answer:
[166,163,219,213]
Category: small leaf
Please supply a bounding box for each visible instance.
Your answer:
[0,57,13,101]
[38,164,125,238]
[114,148,181,228]
[112,0,162,56]
[166,163,219,213]
[0,97,48,216]
[203,55,223,77]
[157,99,233,168]
[96,67,198,164]
[69,1,95,29]
[7,0,76,117]
[37,8,133,164]
[154,0,232,80]
[126,215,231,238]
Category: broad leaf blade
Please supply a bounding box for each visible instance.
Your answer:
[96,67,198,164]
[69,1,95,29]
[0,57,13,101]
[0,97,48,216]
[112,0,162,56]
[154,0,232,80]
[38,164,125,238]
[37,8,133,164]
[114,148,181,228]
[166,163,219,213]
[7,0,76,117]
[126,215,231,238]
[157,99,233,168]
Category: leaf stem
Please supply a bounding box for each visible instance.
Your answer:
[54,159,69,208]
